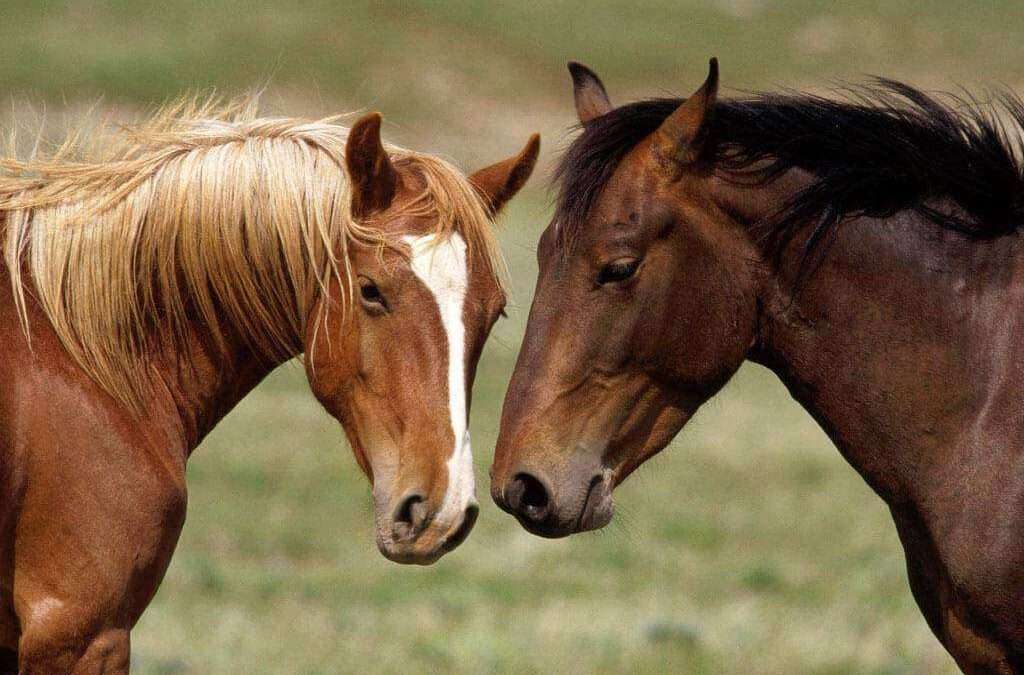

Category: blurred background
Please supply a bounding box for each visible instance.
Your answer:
[5,1,1023,672]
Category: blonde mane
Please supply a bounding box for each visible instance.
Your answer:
[0,96,504,408]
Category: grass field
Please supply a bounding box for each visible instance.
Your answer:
[5,1,1024,672]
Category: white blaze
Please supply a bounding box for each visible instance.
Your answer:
[404,233,477,522]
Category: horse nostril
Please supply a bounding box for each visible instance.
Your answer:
[510,472,551,523]
[393,492,429,540]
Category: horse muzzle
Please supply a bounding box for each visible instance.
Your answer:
[375,489,479,565]
[492,464,614,538]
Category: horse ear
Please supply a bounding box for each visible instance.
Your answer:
[469,134,541,216]
[653,58,719,170]
[346,112,398,219]
[569,62,613,124]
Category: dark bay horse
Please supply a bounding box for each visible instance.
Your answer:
[0,101,538,672]
[491,59,1024,673]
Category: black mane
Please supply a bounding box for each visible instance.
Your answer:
[554,80,1024,267]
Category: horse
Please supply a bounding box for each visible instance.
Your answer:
[0,98,539,673]
[490,58,1024,673]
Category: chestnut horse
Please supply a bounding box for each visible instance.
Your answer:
[492,59,1024,673]
[0,100,538,672]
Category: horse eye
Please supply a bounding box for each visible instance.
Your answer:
[358,278,388,312]
[598,258,641,285]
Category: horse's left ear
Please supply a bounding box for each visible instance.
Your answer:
[469,134,541,216]
[346,112,399,219]
[653,58,719,170]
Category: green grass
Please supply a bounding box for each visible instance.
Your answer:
[4,1,1018,671]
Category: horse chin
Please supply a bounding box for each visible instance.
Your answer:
[376,538,448,566]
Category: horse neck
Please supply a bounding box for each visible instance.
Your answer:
[147,320,295,451]
[746,193,1024,502]
[0,256,290,457]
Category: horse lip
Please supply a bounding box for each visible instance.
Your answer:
[573,475,610,532]
[377,536,446,566]
[515,516,573,539]
[439,503,479,553]
[576,474,608,532]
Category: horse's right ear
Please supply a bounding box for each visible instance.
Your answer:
[569,62,612,124]
[652,58,719,171]
[346,112,398,219]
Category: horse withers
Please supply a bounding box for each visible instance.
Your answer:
[492,59,1024,673]
[0,102,538,672]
